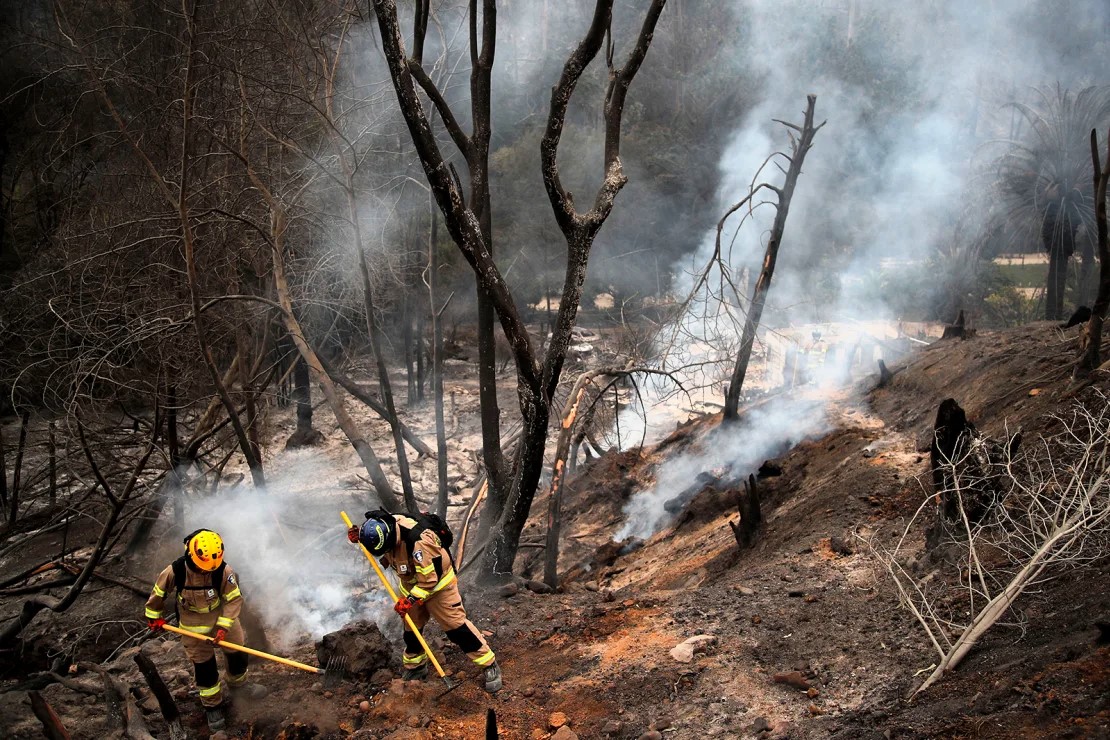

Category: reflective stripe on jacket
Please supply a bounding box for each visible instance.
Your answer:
[383,515,454,601]
[144,561,243,632]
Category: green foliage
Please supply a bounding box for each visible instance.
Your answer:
[982,286,1040,328]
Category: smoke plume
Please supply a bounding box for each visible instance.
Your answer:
[615,0,1109,539]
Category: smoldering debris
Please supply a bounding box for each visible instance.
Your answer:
[617,394,828,540]
[315,620,392,680]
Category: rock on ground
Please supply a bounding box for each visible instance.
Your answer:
[316,620,392,680]
[669,634,718,663]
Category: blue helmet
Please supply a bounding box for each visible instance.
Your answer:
[359,517,394,555]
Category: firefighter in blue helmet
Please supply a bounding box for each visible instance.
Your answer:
[348,511,501,692]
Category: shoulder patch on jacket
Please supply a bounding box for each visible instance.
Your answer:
[413,550,424,563]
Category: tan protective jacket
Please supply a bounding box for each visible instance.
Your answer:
[144,561,243,635]
[381,515,456,601]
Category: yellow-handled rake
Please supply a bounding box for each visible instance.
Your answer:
[340,511,461,695]
[162,624,346,688]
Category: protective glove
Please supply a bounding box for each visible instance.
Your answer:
[147,618,166,632]
[347,525,360,544]
[394,596,423,616]
[213,627,228,644]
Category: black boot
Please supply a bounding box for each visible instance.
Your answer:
[483,663,502,693]
[401,663,429,681]
[205,703,226,732]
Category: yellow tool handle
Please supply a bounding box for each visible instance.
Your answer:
[341,511,449,680]
[162,624,323,675]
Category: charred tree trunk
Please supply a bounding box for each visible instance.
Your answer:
[486,708,498,740]
[925,398,991,550]
[1045,237,1070,322]
[0,420,7,509]
[723,96,824,421]
[180,7,263,489]
[1076,129,1110,378]
[877,359,895,387]
[277,334,295,408]
[941,309,968,339]
[430,202,450,519]
[167,381,184,528]
[48,420,57,510]
[359,254,418,512]
[244,381,261,467]
[8,409,29,525]
[416,306,426,403]
[285,354,323,448]
[403,292,416,403]
[293,354,312,434]
[930,398,974,519]
[372,0,666,580]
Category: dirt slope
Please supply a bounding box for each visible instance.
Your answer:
[2,322,1109,739]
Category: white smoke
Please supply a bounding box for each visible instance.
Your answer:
[182,449,400,646]
[616,393,829,541]
[614,0,1109,538]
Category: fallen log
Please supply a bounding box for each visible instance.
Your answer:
[0,575,77,596]
[0,551,80,589]
[29,690,71,740]
[87,662,154,740]
[59,563,149,598]
[135,652,186,740]
[322,364,435,458]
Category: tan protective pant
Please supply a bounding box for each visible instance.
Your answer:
[402,579,494,670]
[180,619,247,707]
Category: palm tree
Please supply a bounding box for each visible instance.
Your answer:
[994,85,1110,321]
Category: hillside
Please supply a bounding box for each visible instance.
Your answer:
[2,322,1109,739]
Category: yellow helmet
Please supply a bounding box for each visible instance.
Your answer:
[186,530,224,571]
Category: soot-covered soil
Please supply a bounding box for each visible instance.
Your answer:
[2,322,1109,739]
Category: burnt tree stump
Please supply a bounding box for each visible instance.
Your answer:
[877,359,895,387]
[1061,305,1092,329]
[926,399,1013,550]
[930,399,975,520]
[486,708,499,739]
[728,474,762,550]
[941,309,973,340]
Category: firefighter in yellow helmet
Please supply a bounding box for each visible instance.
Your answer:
[144,529,267,731]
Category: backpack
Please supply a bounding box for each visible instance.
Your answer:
[171,556,226,593]
[365,509,454,557]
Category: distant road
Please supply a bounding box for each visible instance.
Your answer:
[993,254,1049,265]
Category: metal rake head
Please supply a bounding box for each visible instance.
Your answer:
[436,673,463,698]
[323,655,347,689]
